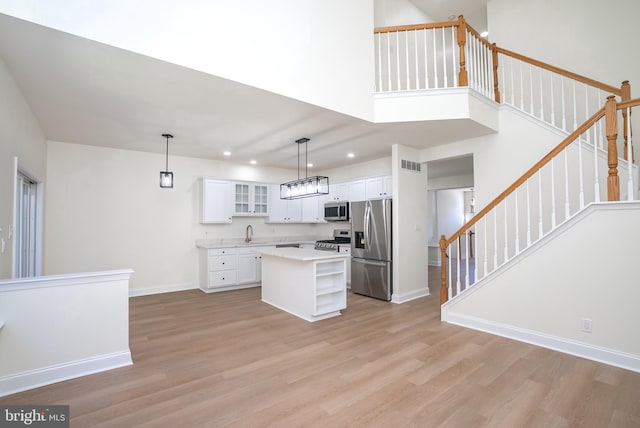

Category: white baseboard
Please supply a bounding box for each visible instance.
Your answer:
[129,282,197,297]
[392,287,430,304]
[0,350,133,397]
[444,312,640,373]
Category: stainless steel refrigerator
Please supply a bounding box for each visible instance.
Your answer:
[350,199,392,301]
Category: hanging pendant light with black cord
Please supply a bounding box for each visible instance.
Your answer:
[280,137,329,199]
[159,133,174,188]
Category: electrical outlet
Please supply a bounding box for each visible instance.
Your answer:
[581,318,593,333]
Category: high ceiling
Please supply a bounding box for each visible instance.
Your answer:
[0,1,491,171]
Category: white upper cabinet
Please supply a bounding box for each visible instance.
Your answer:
[365,176,392,199]
[348,180,366,202]
[233,182,269,216]
[268,184,302,222]
[301,194,327,223]
[201,179,233,224]
[328,183,349,201]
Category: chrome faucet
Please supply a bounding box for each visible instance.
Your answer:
[245,224,253,243]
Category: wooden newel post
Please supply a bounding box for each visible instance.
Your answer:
[605,95,620,201]
[457,15,468,87]
[492,43,500,103]
[621,80,634,162]
[439,235,448,305]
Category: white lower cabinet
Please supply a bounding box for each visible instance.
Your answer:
[199,247,262,292]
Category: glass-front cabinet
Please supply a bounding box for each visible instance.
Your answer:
[233,182,269,216]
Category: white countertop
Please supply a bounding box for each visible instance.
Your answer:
[259,247,350,261]
[196,236,322,249]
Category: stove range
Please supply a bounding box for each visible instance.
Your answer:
[314,229,351,252]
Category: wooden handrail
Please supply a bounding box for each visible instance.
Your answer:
[494,47,622,96]
[374,21,458,34]
[442,106,607,248]
[617,97,640,110]
[464,22,493,50]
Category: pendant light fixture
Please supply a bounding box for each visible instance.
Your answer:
[159,133,174,188]
[280,137,329,199]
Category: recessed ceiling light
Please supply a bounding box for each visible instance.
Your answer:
[307,163,313,167]
[250,160,257,165]
[480,31,489,38]
[223,151,231,156]
[448,14,457,21]
[347,153,355,158]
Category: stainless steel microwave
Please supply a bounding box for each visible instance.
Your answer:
[324,202,349,221]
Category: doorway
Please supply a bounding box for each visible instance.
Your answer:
[15,170,42,277]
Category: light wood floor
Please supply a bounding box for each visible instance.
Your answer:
[3,267,640,427]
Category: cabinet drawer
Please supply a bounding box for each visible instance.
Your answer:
[208,270,237,288]
[208,248,235,256]
[208,255,237,271]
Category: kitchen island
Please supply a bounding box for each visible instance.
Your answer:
[260,247,350,322]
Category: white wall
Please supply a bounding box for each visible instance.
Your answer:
[487,0,640,159]
[0,270,132,396]
[0,0,375,121]
[374,0,433,27]
[0,55,47,279]
[443,203,640,370]
[392,144,429,302]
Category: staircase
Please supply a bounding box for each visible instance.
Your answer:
[375,18,640,370]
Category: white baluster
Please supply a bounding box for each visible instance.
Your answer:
[465,230,469,289]
[456,239,461,296]
[538,170,544,239]
[529,63,534,114]
[578,133,585,209]
[493,209,498,270]
[564,149,570,220]
[483,42,489,96]
[448,242,452,299]
[432,29,438,88]
[503,200,509,262]
[627,107,634,201]
[423,30,429,89]
[539,67,544,120]
[510,56,515,106]
[451,27,457,87]
[376,34,381,92]
[405,30,410,90]
[526,179,532,246]
[386,32,392,92]
[561,78,567,131]
[592,120,600,203]
[551,158,557,228]
[585,83,591,123]
[442,27,448,87]
[414,30,419,90]
[396,32,401,90]
[487,44,494,99]
[500,54,506,105]
[550,71,555,127]
[514,188,520,254]
[571,80,578,130]
[519,61,524,110]
[483,216,488,278]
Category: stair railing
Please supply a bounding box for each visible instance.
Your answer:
[439,96,640,305]
[374,17,631,138]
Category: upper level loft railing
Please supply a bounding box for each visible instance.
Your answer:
[374,16,632,138]
[438,96,640,305]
